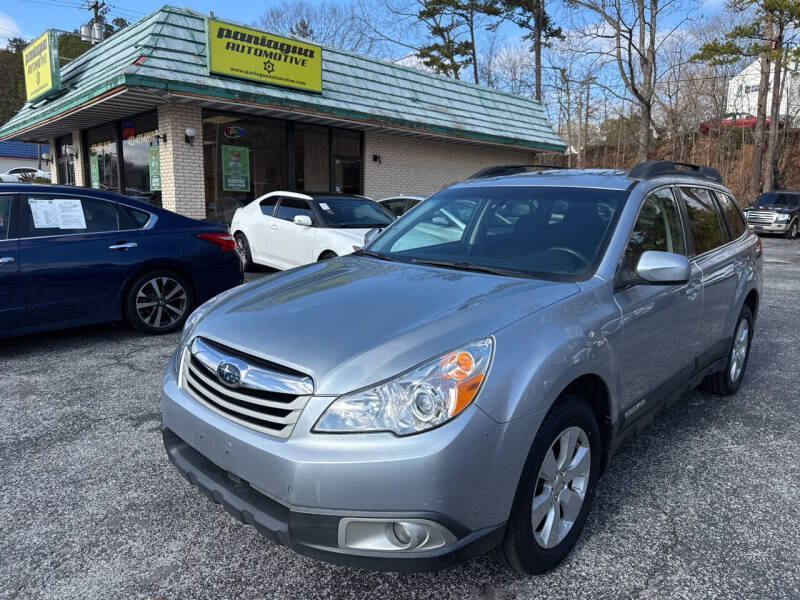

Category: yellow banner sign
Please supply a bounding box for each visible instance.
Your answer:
[23,30,60,102]
[207,19,322,93]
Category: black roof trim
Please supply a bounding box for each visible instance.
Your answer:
[468,164,566,179]
[628,161,722,184]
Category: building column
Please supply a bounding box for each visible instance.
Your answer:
[47,138,58,182]
[72,130,85,186]
[157,102,206,220]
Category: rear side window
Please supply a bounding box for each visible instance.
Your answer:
[276,198,314,222]
[626,188,686,267]
[118,205,151,230]
[678,187,726,255]
[23,195,119,237]
[259,196,278,216]
[0,196,13,240]
[715,193,747,239]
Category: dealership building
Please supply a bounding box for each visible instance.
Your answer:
[0,6,565,223]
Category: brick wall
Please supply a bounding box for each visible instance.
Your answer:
[363,131,537,199]
[157,103,206,220]
[71,130,85,186]
[47,138,57,182]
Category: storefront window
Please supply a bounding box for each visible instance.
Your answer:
[203,111,287,223]
[120,111,162,207]
[86,123,119,192]
[332,129,361,194]
[295,124,329,192]
[55,134,75,186]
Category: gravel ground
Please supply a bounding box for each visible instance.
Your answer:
[2,237,799,600]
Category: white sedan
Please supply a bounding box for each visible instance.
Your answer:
[231,191,396,270]
[0,167,51,182]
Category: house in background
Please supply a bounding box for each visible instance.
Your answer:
[0,141,48,173]
[726,58,800,123]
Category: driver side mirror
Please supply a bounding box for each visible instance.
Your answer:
[363,226,383,246]
[635,251,690,284]
[293,215,313,227]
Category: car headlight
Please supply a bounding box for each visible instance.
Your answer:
[314,338,493,436]
[776,213,790,222]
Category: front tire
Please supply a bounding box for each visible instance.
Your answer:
[125,270,194,334]
[701,305,753,396]
[784,220,798,240]
[318,251,338,261]
[497,395,601,574]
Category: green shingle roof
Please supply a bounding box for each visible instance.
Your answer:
[0,6,565,152]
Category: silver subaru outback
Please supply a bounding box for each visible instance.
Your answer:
[161,160,762,574]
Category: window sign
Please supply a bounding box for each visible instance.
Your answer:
[207,18,322,93]
[89,155,100,189]
[22,30,61,102]
[28,198,86,229]
[149,146,162,191]
[221,145,250,192]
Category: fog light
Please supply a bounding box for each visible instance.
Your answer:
[338,518,456,552]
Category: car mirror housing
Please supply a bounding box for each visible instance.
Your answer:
[294,215,313,227]
[635,251,690,284]
[364,227,383,245]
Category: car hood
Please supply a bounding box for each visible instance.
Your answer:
[748,204,795,213]
[326,227,373,243]
[192,255,579,395]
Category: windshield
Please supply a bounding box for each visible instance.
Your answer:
[366,186,627,279]
[754,193,799,207]
[315,197,395,228]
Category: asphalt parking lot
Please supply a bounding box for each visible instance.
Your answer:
[3,237,799,600]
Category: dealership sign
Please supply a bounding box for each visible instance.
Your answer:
[22,30,61,102]
[207,18,322,93]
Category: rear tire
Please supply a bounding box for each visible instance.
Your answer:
[701,305,753,396]
[497,395,601,574]
[235,233,254,270]
[784,220,798,240]
[125,270,194,334]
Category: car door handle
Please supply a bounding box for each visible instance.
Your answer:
[108,242,138,250]
[0,256,14,265]
[270,224,278,230]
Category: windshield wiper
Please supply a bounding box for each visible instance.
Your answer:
[357,249,402,262]
[410,258,528,278]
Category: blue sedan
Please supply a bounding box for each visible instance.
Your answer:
[0,184,243,337]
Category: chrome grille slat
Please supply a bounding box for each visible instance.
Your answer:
[747,211,776,224]
[186,360,308,411]
[191,337,313,396]
[180,338,313,438]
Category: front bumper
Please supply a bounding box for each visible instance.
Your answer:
[748,221,790,233]
[163,427,504,572]
[160,353,541,570]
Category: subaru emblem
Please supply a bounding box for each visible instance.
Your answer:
[217,362,242,387]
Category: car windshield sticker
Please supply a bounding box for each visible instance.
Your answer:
[319,203,331,211]
[28,198,86,229]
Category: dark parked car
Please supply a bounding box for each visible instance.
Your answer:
[744,191,800,239]
[0,184,242,338]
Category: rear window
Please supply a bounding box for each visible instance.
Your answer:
[118,205,151,229]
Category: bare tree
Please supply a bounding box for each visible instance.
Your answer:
[566,0,683,161]
[259,0,381,55]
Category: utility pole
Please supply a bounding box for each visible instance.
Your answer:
[87,0,105,23]
[86,1,105,44]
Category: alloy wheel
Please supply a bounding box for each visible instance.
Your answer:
[792,222,799,239]
[235,236,249,265]
[135,276,188,329]
[532,426,591,549]
[729,318,749,383]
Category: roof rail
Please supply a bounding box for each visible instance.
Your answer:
[628,160,722,184]
[468,164,566,179]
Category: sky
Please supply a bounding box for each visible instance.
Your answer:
[1,0,725,49]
